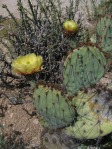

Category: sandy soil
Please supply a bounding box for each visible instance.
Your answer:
[0,0,69,18]
[0,0,101,18]
[0,87,44,148]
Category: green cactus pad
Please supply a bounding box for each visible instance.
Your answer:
[63,46,106,95]
[71,91,96,117]
[65,90,112,139]
[97,16,112,52]
[97,0,112,16]
[96,16,112,52]
[33,85,76,129]
[65,115,112,139]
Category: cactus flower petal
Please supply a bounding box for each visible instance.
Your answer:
[11,53,43,75]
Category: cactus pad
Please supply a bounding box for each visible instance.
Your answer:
[65,90,112,139]
[96,16,112,52]
[33,85,76,129]
[90,16,112,52]
[65,115,112,139]
[97,0,112,16]
[63,46,106,95]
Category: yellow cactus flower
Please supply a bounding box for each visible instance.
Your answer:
[63,20,78,33]
[11,53,43,75]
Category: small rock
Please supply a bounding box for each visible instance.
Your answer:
[33,119,39,125]
[10,113,13,118]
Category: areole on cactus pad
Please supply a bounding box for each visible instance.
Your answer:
[63,46,106,95]
[33,85,76,129]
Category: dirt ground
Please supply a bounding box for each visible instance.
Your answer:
[0,39,44,147]
[0,40,44,148]
[0,87,44,148]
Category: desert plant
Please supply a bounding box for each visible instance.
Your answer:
[1,0,112,148]
[33,84,76,128]
[96,0,112,16]
[65,89,112,139]
[1,0,87,86]
[63,46,106,95]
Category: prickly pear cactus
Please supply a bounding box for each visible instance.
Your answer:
[65,115,112,139]
[96,15,112,52]
[33,85,76,129]
[63,46,106,95]
[97,0,112,16]
[65,89,112,139]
